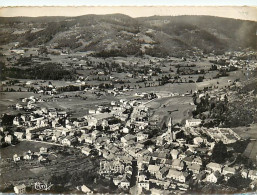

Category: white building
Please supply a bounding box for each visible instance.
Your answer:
[206,171,221,183]
[185,119,201,127]
[5,135,13,144]
[81,185,92,194]
[14,184,26,194]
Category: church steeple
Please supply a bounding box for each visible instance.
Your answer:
[167,116,176,142]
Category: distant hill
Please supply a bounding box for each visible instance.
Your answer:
[0,14,256,57]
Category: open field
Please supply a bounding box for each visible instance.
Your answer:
[232,124,257,162]
[37,92,119,118]
[232,124,257,140]
[0,141,53,159]
[0,92,41,115]
[0,141,97,187]
[243,141,257,162]
[148,96,195,124]
[196,70,246,90]
[135,83,197,94]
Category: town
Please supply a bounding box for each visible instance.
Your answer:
[0,13,257,194]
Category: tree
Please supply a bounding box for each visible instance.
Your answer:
[1,114,15,126]
[196,76,204,82]
[227,174,251,190]
[212,141,228,163]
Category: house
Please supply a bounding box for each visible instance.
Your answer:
[78,134,86,143]
[40,147,48,154]
[185,119,201,127]
[149,179,171,189]
[39,134,46,141]
[123,127,129,134]
[26,133,34,140]
[206,162,223,173]
[121,134,136,145]
[241,169,248,179]
[138,172,148,182]
[91,130,101,139]
[13,154,21,162]
[193,137,204,145]
[81,147,92,156]
[222,166,236,175]
[57,111,67,118]
[5,135,13,144]
[49,111,58,118]
[102,150,115,160]
[170,149,179,159]
[81,185,92,194]
[192,157,203,166]
[187,164,201,174]
[138,181,150,190]
[138,155,151,168]
[13,117,21,126]
[173,152,183,160]
[52,133,61,142]
[156,166,169,180]
[148,165,160,175]
[183,157,194,166]
[172,159,185,171]
[23,153,32,160]
[14,132,24,140]
[14,184,26,194]
[38,156,47,162]
[156,136,165,146]
[84,135,93,144]
[250,179,257,190]
[249,170,257,180]
[166,169,189,183]
[136,133,149,142]
[206,171,222,183]
[61,136,77,146]
[85,116,97,127]
[86,113,113,127]
[165,159,173,167]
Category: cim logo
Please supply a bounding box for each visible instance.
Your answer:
[34,182,53,191]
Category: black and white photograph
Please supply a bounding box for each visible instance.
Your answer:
[0,1,257,194]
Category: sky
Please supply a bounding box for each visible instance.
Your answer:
[0,1,256,21]
[0,0,257,6]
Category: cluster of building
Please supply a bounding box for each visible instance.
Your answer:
[2,84,257,193]
[12,147,49,163]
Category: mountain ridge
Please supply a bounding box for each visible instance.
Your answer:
[0,14,256,57]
